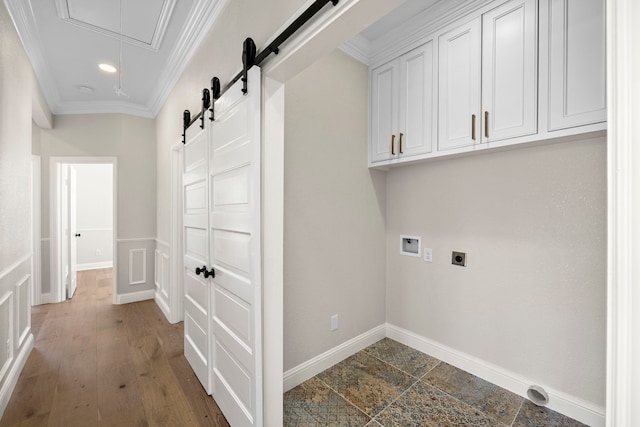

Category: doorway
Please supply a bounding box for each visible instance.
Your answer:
[49,157,117,304]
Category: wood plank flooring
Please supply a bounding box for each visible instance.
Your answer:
[0,269,230,427]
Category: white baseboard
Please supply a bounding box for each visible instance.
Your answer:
[283,324,386,392]
[386,324,605,427]
[76,261,113,271]
[115,289,155,305]
[0,333,33,418]
[154,292,171,323]
[39,293,51,304]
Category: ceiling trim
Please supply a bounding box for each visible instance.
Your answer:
[339,34,372,65]
[368,0,493,66]
[4,0,60,113]
[53,0,177,51]
[147,0,230,116]
[55,99,154,118]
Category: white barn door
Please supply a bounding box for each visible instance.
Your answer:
[209,66,263,427]
[182,125,211,394]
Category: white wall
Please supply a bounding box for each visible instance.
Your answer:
[72,164,113,270]
[39,114,156,297]
[0,0,50,415]
[385,137,607,406]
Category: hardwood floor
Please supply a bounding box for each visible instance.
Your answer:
[0,269,230,427]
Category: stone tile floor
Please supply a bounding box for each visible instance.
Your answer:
[284,338,588,426]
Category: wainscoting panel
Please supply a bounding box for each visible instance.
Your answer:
[154,249,162,290]
[40,239,50,298]
[15,276,30,348]
[0,254,34,418]
[154,240,172,323]
[129,249,147,285]
[116,239,155,303]
[0,291,14,382]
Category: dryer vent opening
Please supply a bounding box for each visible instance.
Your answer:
[527,385,549,406]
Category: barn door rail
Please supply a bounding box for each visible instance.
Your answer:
[182,0,339,144]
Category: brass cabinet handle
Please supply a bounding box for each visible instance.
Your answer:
[399,132,404,154]
[391,134,396,155]
[484,111,489,139]
[472,114,477,141]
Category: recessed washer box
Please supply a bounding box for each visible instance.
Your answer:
[400,235,421,257]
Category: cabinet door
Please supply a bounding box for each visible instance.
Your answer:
[398,41,435,158]
[548,0,606,130]
[482,0,537,142]
[370,61,398,163]
[438,18,482,151]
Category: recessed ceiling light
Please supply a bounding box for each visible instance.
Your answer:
[77,85,95,94]
[99,63,117,73]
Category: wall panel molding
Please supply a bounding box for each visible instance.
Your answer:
[0,292,14,382]
[116,239,155,300]
[128,249,147,285]
[15,276,30,348]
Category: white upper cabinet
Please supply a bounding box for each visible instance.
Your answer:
[438,18,482,151]
[370,42,435,164]
[439,0,537,152]
[370,60,398,163]
[398,42,436,159]
[547,0,606,130]
[367,0,605,168]
[482,0,537,141]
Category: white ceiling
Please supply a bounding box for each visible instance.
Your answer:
[5,0,228,117]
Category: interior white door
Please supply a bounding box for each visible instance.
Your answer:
[209,66,263,427]
[438,17,482,151]
[481,0,537,142]
[68,165,78,298]
[183,125,211,394]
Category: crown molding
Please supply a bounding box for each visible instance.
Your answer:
[339,34,372,65]
[53,0,177,51]
[54,100,154,118]
[4,0,60,113]
[368,0,493,66]
[147,0,229,116]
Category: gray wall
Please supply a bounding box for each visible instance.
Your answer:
[39,113,157,296]
[385,137,607,405]
[283,50,387,370]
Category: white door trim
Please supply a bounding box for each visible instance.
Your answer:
[170,143,184,324]
[49,157,117,304]
[606,0,640,425]
[31,155,41,306]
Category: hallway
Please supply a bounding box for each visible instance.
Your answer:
[0,269,229,427]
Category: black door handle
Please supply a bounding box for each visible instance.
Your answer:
[203,267,215,279]
[195,265,207,276]
[75,233,81,237]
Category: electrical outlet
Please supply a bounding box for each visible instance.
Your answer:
[424,248,433,262]
[452,251,466,266]
[330,314,339,331]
